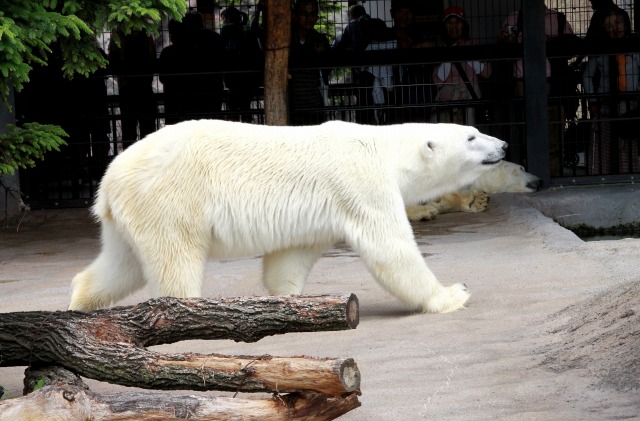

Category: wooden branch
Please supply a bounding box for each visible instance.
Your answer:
[0,295,360,395]
[151,354,360,395]
[0,385,361,421]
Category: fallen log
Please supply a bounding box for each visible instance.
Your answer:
[0,385,361,421]
[0,294,360,395]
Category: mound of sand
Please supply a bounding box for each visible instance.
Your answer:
[539,280,640,392]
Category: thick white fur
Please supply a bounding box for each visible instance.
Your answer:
[69,120,507,313]
[406,161,542,221]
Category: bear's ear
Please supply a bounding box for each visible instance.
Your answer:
[421,140,435,159]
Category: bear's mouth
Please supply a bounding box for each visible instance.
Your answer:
[482,158,503,165]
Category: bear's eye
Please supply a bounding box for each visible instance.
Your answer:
[467,135,475,141]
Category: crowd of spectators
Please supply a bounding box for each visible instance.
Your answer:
[14,0,639,185]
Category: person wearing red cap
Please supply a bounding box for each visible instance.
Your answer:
[442,6,464,22]
[431,6,491,125]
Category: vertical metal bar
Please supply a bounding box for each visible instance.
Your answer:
[522,0,550,185]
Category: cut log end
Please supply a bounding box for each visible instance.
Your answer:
[346,293,359,329]
[339,358,361,393]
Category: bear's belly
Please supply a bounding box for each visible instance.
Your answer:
[205,225,341,259]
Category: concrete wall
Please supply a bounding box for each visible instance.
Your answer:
[521,185,640,228]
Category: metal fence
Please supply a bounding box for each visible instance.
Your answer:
[15,0,639,207]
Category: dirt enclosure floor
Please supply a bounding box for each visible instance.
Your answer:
[1,188,639,420]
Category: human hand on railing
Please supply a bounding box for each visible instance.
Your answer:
[498,25,518,44]
[466,61,484,74]
[436,62,452,81]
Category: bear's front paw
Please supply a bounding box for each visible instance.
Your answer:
[406,204,439,221]
[466,190,489,213]
[421,283,470,313]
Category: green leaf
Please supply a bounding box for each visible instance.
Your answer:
[32,378,46,392]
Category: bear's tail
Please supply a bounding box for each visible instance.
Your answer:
[91,188,113,222]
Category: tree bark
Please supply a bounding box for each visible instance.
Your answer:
[263,0,291,125]
[0,295,360,395]
[0,385,361,421]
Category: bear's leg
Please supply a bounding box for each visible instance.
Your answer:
[69,222,146,311]
[137,236,207,299]
[349,227,470,313]
[263,246,326,295]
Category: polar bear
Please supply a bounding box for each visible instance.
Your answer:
[405,160,542,221]
[69,120,507,313]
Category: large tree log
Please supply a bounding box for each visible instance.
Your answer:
[0,295,360,395]
[0,385,361,421]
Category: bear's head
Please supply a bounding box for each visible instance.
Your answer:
[472,160,543,193]
[421,123,507,183]
[394,123,507,204]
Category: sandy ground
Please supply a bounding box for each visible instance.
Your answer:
[0,191,639,420]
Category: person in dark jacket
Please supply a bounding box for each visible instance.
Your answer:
[159,12,225,125]
[288,0,331,126]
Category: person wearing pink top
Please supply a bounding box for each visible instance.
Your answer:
[431,6,491,125]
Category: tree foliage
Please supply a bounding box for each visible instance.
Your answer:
[317,1,342,43]
[0,0,187,106]
[0,123,67,177]
[0,0,186,191]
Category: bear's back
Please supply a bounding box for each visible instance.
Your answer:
[97,120,398,224]
[115,120,393,181]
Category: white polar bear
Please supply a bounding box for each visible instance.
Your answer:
[405,160,542,221]
[69,120,507,313]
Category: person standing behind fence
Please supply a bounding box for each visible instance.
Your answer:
[585,0,631,44]
[108,29,157,149]
[158,12,225,125]
[387,0,434,123]
[583,9,639,175]
[431,7,491,125]
[333,5,392,124]
[498,5,575,177]
[333,5,370,51]
[220,6,263,122]
[288,0,331,126]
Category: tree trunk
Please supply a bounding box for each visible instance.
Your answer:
[0,295,360,395]
[0,385,361,421]
[263,0,291,125]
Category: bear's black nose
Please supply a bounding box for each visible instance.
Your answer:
[502,143,509,152]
